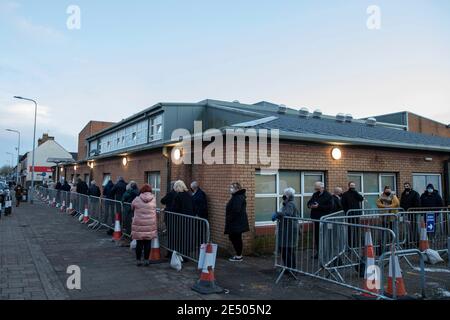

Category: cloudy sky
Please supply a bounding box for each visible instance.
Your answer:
[1,0,450,166]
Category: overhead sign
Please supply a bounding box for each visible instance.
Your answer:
[426,213,435,233]
[29,166,53,173]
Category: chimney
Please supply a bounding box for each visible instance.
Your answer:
[38,133,55,146]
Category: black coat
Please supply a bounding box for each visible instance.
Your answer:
[122,188,139,203]
[307,190,333,219]
[225,189,250,235]
[173,191,194,216]
[76,181,89,195]
[341,190,364,214]
[111,180,127,202]
[420,191,444,208]
[61,182,71,192]
[192,188,208,220]
[103,181,114,199]
[88,185,101,197]
[55,182,62,190]
[332,195,343,213]
[161,190,177,212]
[400,190,421,211]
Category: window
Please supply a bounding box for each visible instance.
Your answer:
[413,174,442,195]
[347,172,397,209]
[102,173,111,187]
[255,170,325,224]
[147,172,161,205]
[149,115,163,142]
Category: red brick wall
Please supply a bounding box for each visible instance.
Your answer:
[408,113,450,138]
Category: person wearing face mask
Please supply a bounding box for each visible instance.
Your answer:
[341,182,365,214]
[225,182,249,262]
[400,182,421,211]
[307,181,333,258]
[376,186,400,212]
[420,184,444,208]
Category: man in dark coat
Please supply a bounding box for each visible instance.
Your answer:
[420,184,444,208]
[161,182,177,212]
[161,182,177,257]
[190,181,208,220]
[55,181,62,190]
[103,180,115,199]
[111,177,127,202]
[400,182,421,211]
[102,179,115,234]
[341,182,365,214]
[88,180,101,197]
[307,181,333,258]
[225,183,249,262]
[332,187,343,213]
[61,180,71,192]
[76,178,89,195]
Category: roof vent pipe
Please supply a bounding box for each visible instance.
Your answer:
[345,114,353,123]
[312,109,323,119]
[366,117,377,127]
[278,104,287,114]
[299,107,310,118]
[336,113,346,123]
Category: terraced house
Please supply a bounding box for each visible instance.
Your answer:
[61,99,450,253]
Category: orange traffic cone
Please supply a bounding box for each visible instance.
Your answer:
[52,197,56,207]
[386,254,407,298]
[360,230,380,298]
[67,202,74,214]
[148,236,163,264]
[60,200,66,212]
[419,219,430,252]
[82,206,90,224]
[112,213,122,241]
[192,243,223,294]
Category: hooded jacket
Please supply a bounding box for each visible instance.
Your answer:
[131,192,158,241]
[420,184,444,208]
[225,189,250,234]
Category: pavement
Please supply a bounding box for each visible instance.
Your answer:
[0,198,355,300]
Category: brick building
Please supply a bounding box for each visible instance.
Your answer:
[61,100,450,254]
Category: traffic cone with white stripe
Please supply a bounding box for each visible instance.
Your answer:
[60,200,66,212]
[192,243,224,294]
[51,197,56,207]
[148,236,164,264]
[419,219,430,252]
[386,254,407,298]
[359,230,380,298]
[47,195,51,206]
[112,213,122,241]
[82,205,90,224]
[66,202,74,214]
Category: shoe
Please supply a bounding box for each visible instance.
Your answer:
[144,261,150,267]
[136,261,143,267]
[229,256,243,262]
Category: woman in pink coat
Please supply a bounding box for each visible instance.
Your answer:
[131,184,157,266]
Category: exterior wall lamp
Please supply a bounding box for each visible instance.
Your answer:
[122,157,128,166]
[331,147,342,160]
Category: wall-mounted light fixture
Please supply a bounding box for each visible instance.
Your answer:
[122,157,128,166]
[88,161,94,169]
[331,147,342,160]
[60,167,64,173]
[425,157,433,162]
[74,165,77,171]
[172,147,182,161]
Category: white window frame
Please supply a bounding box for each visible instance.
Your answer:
[147,171,161,202]
[412,173,443,195]
[255,170,325,226]
[348,172,397,209]
[149,114,163,142]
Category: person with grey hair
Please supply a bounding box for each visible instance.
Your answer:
[88,180,101,197]
[273,188,300,269]
[307,181,333,258]
[191,181,208,220]
[332,187,343,213]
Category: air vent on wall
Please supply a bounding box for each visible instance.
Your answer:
[345,114,353,123]
[312,109,323,119]
[336,113,346,123]
[366,117,377,127]
[299,107,310,118]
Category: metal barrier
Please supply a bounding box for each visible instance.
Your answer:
[347,208,404,216]
[407,207,450,212]
[275,216,397,299]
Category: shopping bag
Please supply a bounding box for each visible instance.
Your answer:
[170,251,184,271]
[424,249,444,265]
[5,200,12,208]
[130,239,137,250]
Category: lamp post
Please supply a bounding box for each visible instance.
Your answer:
[6,129,21,184]
[14,96,37,204]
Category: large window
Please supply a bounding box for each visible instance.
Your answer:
[255,170,325,224]
[413,174,442,195]
[347,172,397,209]
[149,114,163,142]
[147,172,161,205]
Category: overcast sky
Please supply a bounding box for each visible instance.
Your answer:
[1,0,450,167]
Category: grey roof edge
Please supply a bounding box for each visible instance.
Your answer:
[206,102,268,117]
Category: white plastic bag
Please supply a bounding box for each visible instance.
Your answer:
[424,249,444,265]
[130,239,137,250]
[170,251,183,272]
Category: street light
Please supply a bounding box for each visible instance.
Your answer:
[6,129,21,184]
[14,96,37,204]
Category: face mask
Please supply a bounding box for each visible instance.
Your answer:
[282,195,287,201]
[385,192,391,196]
[350,187,356,192]
[427,189,434,193]
[405,188,411,192]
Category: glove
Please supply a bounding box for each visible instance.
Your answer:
[271,213,279,222]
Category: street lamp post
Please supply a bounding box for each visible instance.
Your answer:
[14,96,37,204]
[6,129,21,185]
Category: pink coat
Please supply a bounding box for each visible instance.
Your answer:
[131,192,158,241]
